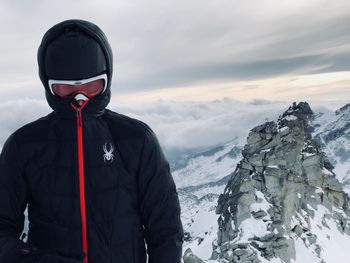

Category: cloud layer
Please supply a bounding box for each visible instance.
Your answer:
[0,0,350,102]
[0,97,343,162]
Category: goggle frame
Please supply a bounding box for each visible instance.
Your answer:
[48,73,108,98]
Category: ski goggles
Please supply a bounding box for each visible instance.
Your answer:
[48,73,108,98]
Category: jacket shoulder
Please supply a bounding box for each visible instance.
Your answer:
[1,112,54,163]
[103,109,155,140]
[11,112,54,144]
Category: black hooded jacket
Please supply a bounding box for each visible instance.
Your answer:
[0,20,184,263]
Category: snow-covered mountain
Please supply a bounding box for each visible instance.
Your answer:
[173,137,242,189]
[170,138,243,262]
[176,101,350,263]
[309,103,350,194]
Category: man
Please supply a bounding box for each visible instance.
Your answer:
[0,19,184,263]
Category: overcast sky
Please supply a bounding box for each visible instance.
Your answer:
[1,0,350,100]
[0,0,349,157]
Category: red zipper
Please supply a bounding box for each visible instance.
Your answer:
[70,100,90,263]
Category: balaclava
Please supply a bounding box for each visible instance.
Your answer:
[37,19,113,119]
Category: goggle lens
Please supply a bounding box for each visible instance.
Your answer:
[52,79,105,98]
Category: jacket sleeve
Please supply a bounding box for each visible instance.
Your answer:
[137,123,184,263]
[0,134,28,262]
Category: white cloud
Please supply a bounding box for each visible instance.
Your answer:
[0,96,346,162]
[107,97,345,155]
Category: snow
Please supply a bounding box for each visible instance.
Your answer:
[180,178,225,261]
[307,204,315,210]
[252,246,283,263]
[292,212,309,229]
[315,187,324,194]
[334,163,350,194]
[307,205,350,263]
[290,204,350,263]
[284,115,298,121]
[238,217,270,242]
[291,237,321,263]
[182,211,219,261]
[278,126,289,133]
[193,185,227,199]
[173,139,241,188]
[186,207,219,236]
[303,152,316,157]
[251,190,272,212]
[322,167,334,176]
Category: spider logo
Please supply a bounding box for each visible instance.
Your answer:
[103,142,114,163]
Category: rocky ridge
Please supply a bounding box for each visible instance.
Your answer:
[202,102,350,263]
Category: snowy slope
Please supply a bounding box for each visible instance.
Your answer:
[310,103,350,194]
[173,137,242,189]
[172,138,244,262]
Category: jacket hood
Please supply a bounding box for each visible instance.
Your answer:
[37,19,113,119]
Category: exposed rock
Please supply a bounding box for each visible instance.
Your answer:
[211,101,350,263]
[183,248,205,263]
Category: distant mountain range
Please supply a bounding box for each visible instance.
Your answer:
[174,101,350,263]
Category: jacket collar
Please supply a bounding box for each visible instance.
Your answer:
[47,88,110,120]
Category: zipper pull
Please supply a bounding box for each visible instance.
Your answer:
[77,107,82,127]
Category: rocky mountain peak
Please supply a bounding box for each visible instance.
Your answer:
[335,102,350,116]
[210,101,350,263]
[279,101,314,123]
